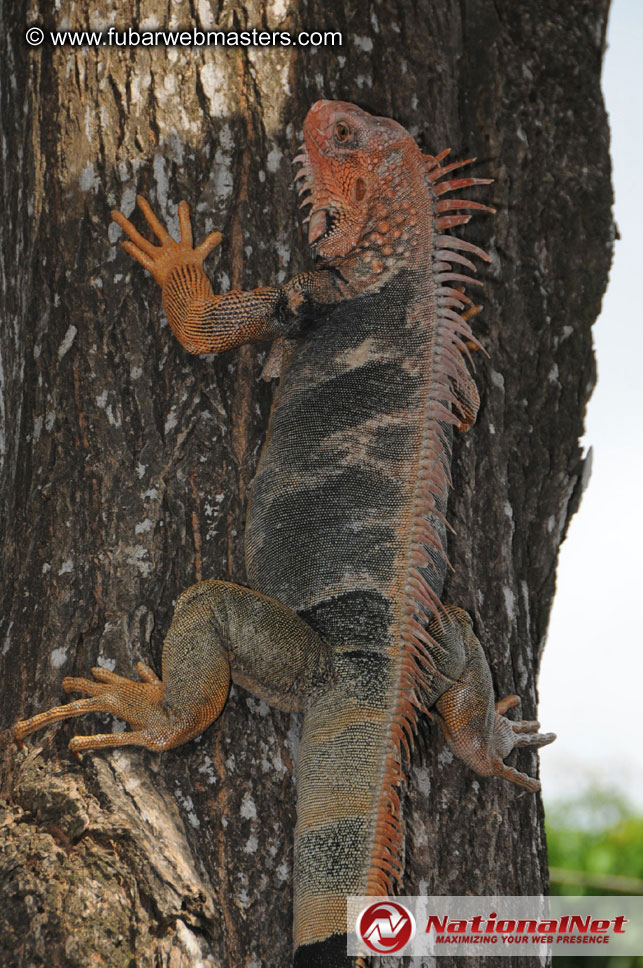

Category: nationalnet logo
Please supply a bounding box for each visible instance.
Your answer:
[356,901,416,954]
[348,896,643,957]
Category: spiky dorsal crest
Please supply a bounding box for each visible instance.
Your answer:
[365,147,495,901]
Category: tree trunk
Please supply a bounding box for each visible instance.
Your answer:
[0,1,612,966]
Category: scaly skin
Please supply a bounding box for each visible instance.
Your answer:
[14,100,555,968]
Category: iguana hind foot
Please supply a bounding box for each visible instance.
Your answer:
[13,664,172,754]
[430,607,555,792]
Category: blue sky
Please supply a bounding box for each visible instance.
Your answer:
[539,0,643,807]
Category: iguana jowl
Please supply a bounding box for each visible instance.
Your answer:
[14,100,555,967]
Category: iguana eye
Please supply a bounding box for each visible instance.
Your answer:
[334,121,352,143]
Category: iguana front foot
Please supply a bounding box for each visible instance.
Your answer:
[111,196,221,287]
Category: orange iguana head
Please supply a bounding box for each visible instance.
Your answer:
[294,100,423,264]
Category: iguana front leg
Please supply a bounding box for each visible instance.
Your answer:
[14,581,331,754]
[111,196,342,356]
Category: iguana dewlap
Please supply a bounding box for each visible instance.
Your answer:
[14,100,555,968]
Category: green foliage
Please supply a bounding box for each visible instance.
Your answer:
[547,789,643,893]
[546,789,643,968]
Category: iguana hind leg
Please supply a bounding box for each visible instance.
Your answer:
[452,367,480,432]
[14,580,331,755]
[429,607,556,792]
[451,301,482,431]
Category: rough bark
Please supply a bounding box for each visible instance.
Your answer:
[0,1,612,966]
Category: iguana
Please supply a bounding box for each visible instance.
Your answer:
[14,99,555,967]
